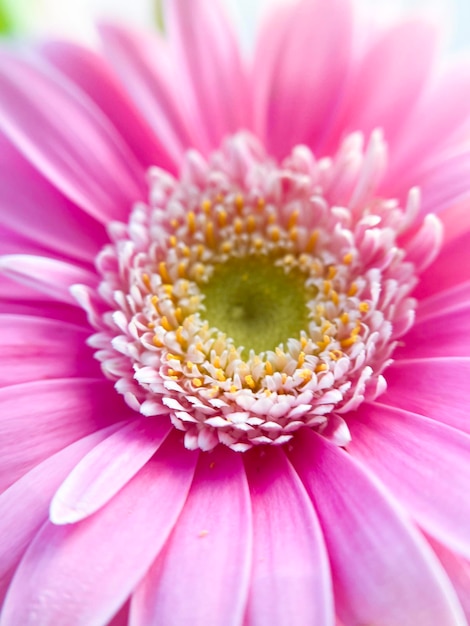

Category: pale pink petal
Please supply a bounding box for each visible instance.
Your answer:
[163,0,250,151]
[0,424,121,602]
[39,41,175,172]
[427,535,470,622]
[289,429,466,626]
[1,432,198,626]
[330,19,437,158]
[50,416,172,524]
[384,59,470,192]
[253,0,352,158]
[130,445,250,626]
[379,358,470,434]
[347,404,470,558]
[0,134,107,264]
[0,378,129,491]
[0,254,97,304]
[420,153,470,217]
[0,54,145,224]
[394,310,470,359]
[243,446,334,626]
[99,24,197,162]
[0,315,99,387]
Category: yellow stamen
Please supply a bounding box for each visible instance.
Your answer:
[142,273,151,290]
[306,230,319,253]
[205,221,215,247]
[246,215,256,233]
[244,375,256,389]
[234,194,244,213]
[161,316,173,332]
[201,199,212,213]
[159,261,171,284]
[234,217,243,235]
[187,211,196,234]
[348,282,358,297]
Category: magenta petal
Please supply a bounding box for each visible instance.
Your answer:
[0,378,128,491]
[0,254,96,304]
[347,403,470,558]
[289,429,466,626]
[130,446,250,626]
[50,416,172,524]
[1,433,198,626]
[0,424,121,602]
[244,447,334,626]
[382,358,470,434]
[0,315,99,387]
[163,0,250,150]
[0,54,145,223]
[416,280,470,321]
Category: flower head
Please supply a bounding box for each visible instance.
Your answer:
[1,1,470,625]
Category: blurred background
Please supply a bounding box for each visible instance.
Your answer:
[1,0,469,50]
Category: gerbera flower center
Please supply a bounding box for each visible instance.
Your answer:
[201,255,311,355]
[83,132,440,452]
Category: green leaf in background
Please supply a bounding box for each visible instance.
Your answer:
[0,0,28,34]
[155,0,164,32]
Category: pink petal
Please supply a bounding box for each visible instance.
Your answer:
[253,0,352,159]
[50,416,172,524]
[384,58,470,193]
[0,134,106,264]
[420,153,470,217]
[394,310,470,359]
[0,53,145,224]
[39,41,175,173]
[243,446,334,626]
[1,432,198,626]
[130,445,250,626]
[0,424,121,603]
[99,24,196,163]
[347,403,470,559]
[0,378,129,491]
[0,254,96,304]
[415,280,470,322]
[289,429,466,626]
[0,314,99,387]
[331,19,437,158]
[163,0,250,151]
[414,229,470,299]
[382,358,470,434]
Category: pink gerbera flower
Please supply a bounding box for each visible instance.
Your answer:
[1,0,470,624]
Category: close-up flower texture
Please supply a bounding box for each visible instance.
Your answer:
[1,0,470,624]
